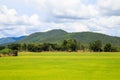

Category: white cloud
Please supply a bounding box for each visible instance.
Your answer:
[0,5,42,37]
[47,21,89,32]
[29,14,41,26]
[66,22,89,32]
[98,0,120,10]
[97,0,120,16]
[97,16,120,28]
[0,0,120,38]
[27,0,99,19]
[83,16,120,36]
[0,5,17,23]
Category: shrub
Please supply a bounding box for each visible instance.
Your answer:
[0,48,18,56]
[0,48,12,54]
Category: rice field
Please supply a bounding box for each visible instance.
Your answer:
[0,52,120,80]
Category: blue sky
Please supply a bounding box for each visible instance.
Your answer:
[0,0,120,38]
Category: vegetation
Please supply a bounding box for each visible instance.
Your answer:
[6,39,78,52]
[0,44,18,57]
[8,43,20,50]
[0,46,5,50]
[89,40,102,52]
[4,39,120,52]
[0,48,13,54]
[104,43,113,52]
[62,39,77,51]
[0,52,120,80]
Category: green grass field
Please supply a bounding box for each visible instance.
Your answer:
[0,52,120,80]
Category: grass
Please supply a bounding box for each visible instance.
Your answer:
[0,52,120,80]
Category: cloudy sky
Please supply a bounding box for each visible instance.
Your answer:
[0,0,120,38]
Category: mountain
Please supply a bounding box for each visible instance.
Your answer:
[0,36,25,45]
[18,29,68,43]
[18,29,120,46]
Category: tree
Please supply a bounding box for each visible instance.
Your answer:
[111,47,118,52]
[0,46,5,50]
[89,40,102,52]
[104,43,119,52]
[68,39,77,51]
[20,43,28,51]
[51,44,61,51]
[104,43,112,52]
[62,39,78,52]
[80,45,86,52]
[62,40,68,51]
[42,43,51,51]
[8,44,20,51]
[27,44,42,52]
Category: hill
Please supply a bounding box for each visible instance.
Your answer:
[18,29,67,43]
[17,29,120,46]
[0,36,25,45]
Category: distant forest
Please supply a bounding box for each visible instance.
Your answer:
[0,39,119,56]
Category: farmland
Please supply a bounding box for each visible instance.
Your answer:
[0,52,120,80]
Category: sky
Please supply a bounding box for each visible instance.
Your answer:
[0,0,120,38]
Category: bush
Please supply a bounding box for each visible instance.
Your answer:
[0,48,18,56]
[0,48,12,54]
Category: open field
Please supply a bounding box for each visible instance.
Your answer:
[0,52,120,80]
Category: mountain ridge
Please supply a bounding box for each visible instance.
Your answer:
[17,29,120,46]
[0,36,25,45]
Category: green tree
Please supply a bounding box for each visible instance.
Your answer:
[80,45,85,52]
[62,40,68,51]
[104,43,112,52]
[20,43,28,51]
[8,44,20,51]
[0,46,5,50]
[89,40,102,52]
[42,43,51,51]
[27,44,41,52]
[62,39,78,52]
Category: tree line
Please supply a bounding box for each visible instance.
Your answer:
[0,39,119,53]
[89,40,118,52]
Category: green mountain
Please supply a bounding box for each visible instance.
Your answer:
[18,29,67,43]
[18,29,120,46]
